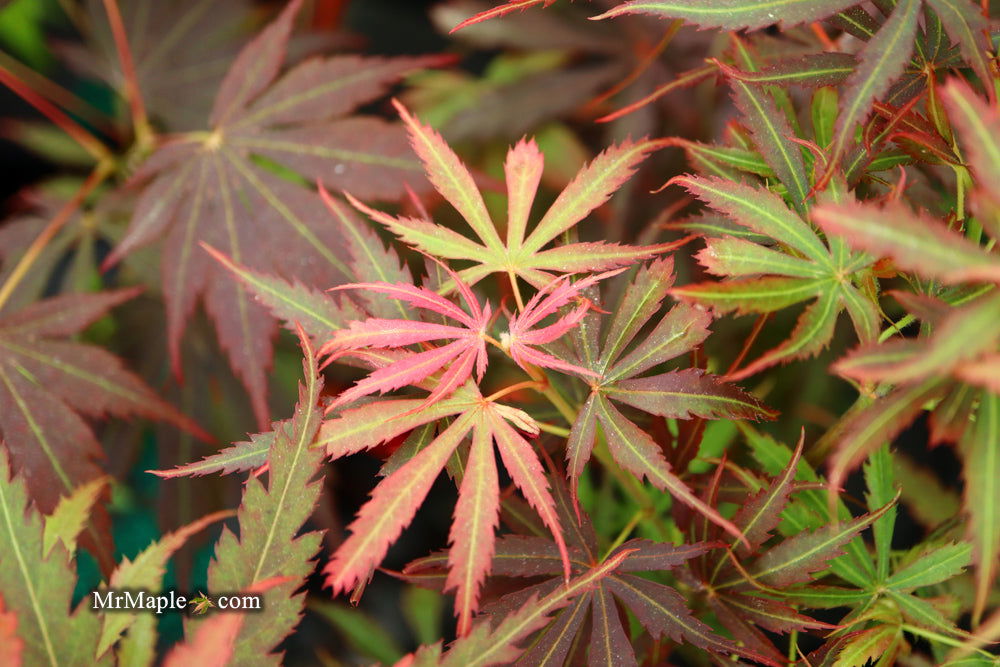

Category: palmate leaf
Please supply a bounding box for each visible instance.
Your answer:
[348,102,676,298]
[430,549,636,667]
[669,176,878,380]
[591,0,862,30]
[200,329,324,665]
[562,257,774,541]
[0,289,202,570]
[0,447,109,666]
[322,388,572,636]
[103,0,439,425]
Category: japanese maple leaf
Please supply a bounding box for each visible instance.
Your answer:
[558,257,774,539]
[321,387,571,637]
[0,289,203,570]
[321,269,613,411]
[102,0,441,425]
[321,273,493,411]
[669,176,880,380]
[501,269,621,377]
[404,474,775,666]
[346,100,678,305]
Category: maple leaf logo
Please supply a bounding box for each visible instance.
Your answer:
[188,592,215,616]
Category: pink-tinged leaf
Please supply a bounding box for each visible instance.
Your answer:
[605,369,775,421]
[523,138,665,254]
[812,200,1000,284]
[487,407,571,581]
[733,495,897,590]
[954,354,1000,393]
[322,392,472,458]
[698,236,827,279]
[346,193,487,262]
[329,281,478,328]
[329,339,474,409]
[668,176,830,264]
[325,413,475,594]
[566,394,600,505]
[0,595,23,667]
[835,294,1000,384]
[597,256,675,369]
[450,0,552,32]
[961,391,1000,624]
[505,138,544,250]
[440,549,635,667]
[447,418,501,636]
[825,0,920,176]
[591,0,861,29]
[505,272,623,377]
[163,576,294,667]
[393,99,503,251]
[942,78,1000,210]
[672,276,827,315]
[325,319,476,351]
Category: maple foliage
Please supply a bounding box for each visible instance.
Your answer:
[1,0,998,664]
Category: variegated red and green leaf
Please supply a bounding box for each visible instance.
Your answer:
[349,101,676,296]
[667,176,877,379]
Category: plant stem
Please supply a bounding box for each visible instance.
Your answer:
[0,162,112,313]
[101,0,153,148]
[0,51,110,129]
[508,269,525,312]
[535,421,571,437]
[601,507,646,561]
[0,65,111,161]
